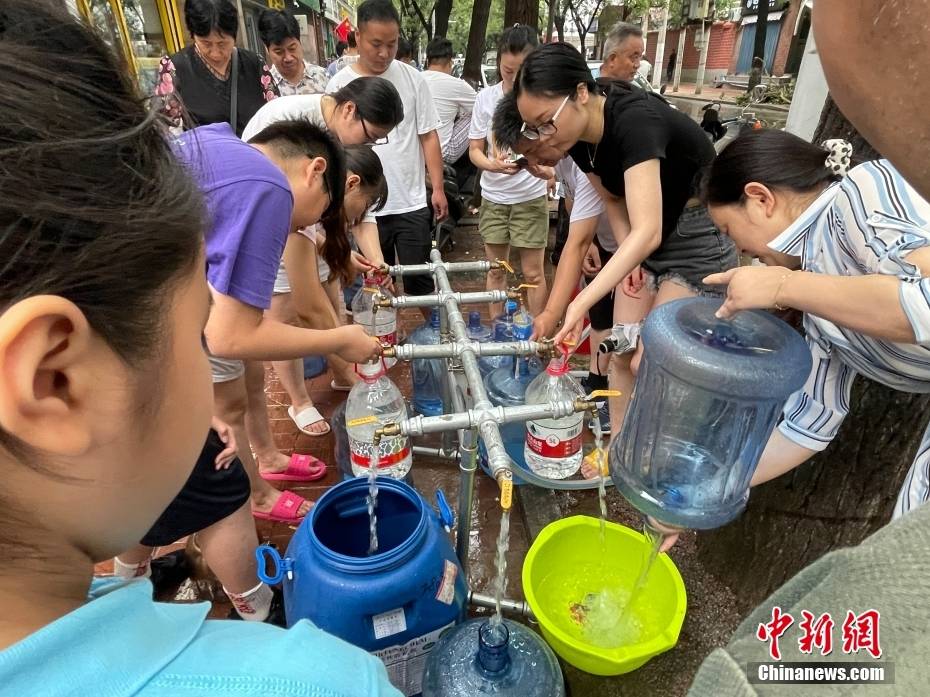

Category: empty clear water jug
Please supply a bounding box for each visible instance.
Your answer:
[610,298,811,530]
[410,309,443,417]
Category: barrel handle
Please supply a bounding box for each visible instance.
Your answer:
[255,544,292,584]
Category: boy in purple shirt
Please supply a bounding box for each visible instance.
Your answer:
[176,121,381,523]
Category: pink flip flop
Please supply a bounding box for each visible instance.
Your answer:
[252,490,309,523]
[260,453,327,482]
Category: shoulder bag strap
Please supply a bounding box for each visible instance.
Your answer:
[229,48,239,130]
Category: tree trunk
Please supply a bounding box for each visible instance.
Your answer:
[812,95,883,161]
[697,103,922,616]
[463,0,492,84]
[504,0,539,29]
[434,0,453,39]
[545,0,557,41]
[753,0,769,68]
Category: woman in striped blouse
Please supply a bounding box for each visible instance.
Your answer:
[703,128,930,519]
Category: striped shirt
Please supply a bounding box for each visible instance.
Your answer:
[773,160,930,455]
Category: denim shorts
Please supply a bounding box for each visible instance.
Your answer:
[642,204,738,296]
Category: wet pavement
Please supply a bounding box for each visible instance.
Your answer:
[96,216,744,696]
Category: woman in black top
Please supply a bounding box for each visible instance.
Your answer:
[155,0,276,136]
[502,42,736,431]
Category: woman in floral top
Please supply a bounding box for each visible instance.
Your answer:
[155,0,276,136]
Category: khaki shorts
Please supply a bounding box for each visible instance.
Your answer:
[478,195,549,249]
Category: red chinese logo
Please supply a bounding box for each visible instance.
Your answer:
[798,611,835,656]
[756,606,795,660]
[841,609,882,659]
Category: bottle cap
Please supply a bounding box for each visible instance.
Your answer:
[504,299,518,314]
[430,308,441,328]
[468,311,481,327]
[355,357,386,382]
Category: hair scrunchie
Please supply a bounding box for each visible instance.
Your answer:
[822,138,853,177]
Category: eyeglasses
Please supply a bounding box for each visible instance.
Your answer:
[520,94,571,141]
[360,117,389,145]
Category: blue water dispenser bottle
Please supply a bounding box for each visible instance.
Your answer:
[610,298,812,529]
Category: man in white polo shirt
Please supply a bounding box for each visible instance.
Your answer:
[327,0,446,305]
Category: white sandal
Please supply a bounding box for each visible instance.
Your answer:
[287,405,330,437]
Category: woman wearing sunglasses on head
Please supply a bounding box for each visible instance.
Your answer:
[503,42,737,433]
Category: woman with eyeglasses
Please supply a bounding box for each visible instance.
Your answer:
[507,42,737,434]
[240,80,400,441]
[155,0,277,137]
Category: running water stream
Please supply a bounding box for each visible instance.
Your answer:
[489,508,511,627]
[367,440,379,554]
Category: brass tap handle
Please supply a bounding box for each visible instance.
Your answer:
[493,259,515,274]
[375,423,402,439]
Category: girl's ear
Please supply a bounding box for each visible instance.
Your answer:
[345,173,361,193]
[0,296,96,456]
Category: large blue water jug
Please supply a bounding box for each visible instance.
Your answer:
[410,309,443,417]
[610,298,812,529]
[256,477,465,697]
[422,619,565,696]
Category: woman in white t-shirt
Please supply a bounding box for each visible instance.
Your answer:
[240,79,401,442]
[468,25,550,316]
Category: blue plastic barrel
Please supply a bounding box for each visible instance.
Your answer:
[257,477,465,697]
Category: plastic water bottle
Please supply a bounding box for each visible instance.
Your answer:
[410,309,444,417]
[422,618,566,697]
[480,307,542,482]
[492,300,518,344]
[346,360,412,479]
[351,275,397,368]
[466,311,496,376]
[524,356,586,479]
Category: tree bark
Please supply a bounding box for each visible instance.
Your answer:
[463,0,492,84]
[434,0,453,38]
[812,95,883,161]
[697,102,923,616]
[753,0,769,67]
[504,0,539,29]
[545,0,557,41]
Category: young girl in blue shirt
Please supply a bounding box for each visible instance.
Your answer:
[0,2,398,695]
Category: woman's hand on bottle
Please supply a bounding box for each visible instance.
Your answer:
[531,309,559,341]
[351,250,378,274]
[553,302,585,347]
[335,325,384,364]
[704,266,795,319]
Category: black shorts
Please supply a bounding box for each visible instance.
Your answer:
[140,429,250,547]
[586,237,616,331]
[377,207,434,296]
[642,204,738,295]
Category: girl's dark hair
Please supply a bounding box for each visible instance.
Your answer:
[498,23,539,57]
[335,40,348,57]
[258,9,300,47]
[703,129,843,206]
[185,0,239,39]
[332,76,404,130]
[513,41,596,99]
[322,144,387,283]
[0,0,204,450]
